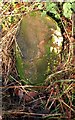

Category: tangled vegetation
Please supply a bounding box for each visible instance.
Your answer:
[1,1,75,120]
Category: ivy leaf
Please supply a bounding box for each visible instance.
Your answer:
[71,2,75,12]
[63,3,72,18]
[46,3,57,12]
[46,2,60,19]
[63,10,72,18]
[69,0,75,2]
[63,3,71,10]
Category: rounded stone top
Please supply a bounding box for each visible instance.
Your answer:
[16,11,62,84]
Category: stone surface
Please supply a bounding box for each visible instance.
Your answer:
[16,11,61,84]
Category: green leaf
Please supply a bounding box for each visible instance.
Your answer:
[46,2,60,19]
[63,3,72,18]
[69,0,75,2]
[46,3,57,12]
[71,2,75,11]
[63,3,71,10]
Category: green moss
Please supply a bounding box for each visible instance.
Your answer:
[15,44,28,84]
[29,11,37,17]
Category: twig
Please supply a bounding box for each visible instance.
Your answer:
[60,99,75,113]
[26,96,46,105]
[3,110,62,118]
[48,99,56,110]
[45,69,70,84]
[1,85,48,89]
[45,88,54,108]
